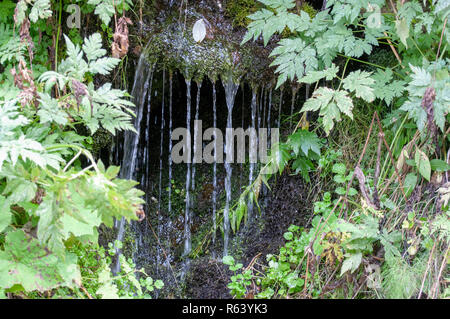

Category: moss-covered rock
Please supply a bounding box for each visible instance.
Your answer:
[139,1,276,85]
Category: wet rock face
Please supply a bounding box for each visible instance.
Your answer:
[184,171,314,299]
[138,0,276,84]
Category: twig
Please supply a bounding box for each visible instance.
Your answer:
[383,32,404,67]
[436,17,448,61]
[303,254,310,294]
[418,240,437,299]
[339,113,376,219]
[244,253,262,273]
[431,244,449,299]
[374,112,408,201]
[373,133,383,208]
[79,284,93,299]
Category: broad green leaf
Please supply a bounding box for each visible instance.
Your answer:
[222,255,235,266]
[332,163,346,175]
[154,280,164,289]
[403,173,417,197]
[288,130,321,156]
[0,230,79,292]
[340,252,362,276]
[0,196,11,233]
[334,90,354,119]
[415,148,431,181]
[395,18,409,48]
[342,70,375,102]
[430,159,450,172]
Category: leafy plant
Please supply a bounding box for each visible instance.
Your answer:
[39,33,135,135]
[0,0,147,298]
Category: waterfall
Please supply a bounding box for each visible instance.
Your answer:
[168,73,173,215]
[222,76,239,257]
[247,89,257,222]
[184,79,192,256]
[113,57,154,275]
[211,81,217,256]
[191,81,202,191]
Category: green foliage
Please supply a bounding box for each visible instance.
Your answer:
[400,61,450,133]
[223,255,252,298]
[269,38,318,88]
[242,0,448,137]
[302,87,353,135]
[0,230,81,292]
[381,253,427,299]
[14,0,52,24]
[0,0,148,298]
[371,68,405,105]
[87,0,133,25]
[225,0,261,27]
[229,129,322,232]
[39,33,135,135]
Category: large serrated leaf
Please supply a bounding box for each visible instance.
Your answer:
[0,230,79,292]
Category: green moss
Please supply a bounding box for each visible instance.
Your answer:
[280,2,317,38]
[301,2,317,18]
[141,1,276,85]
[91,128,112,158]
[225,0,261,28]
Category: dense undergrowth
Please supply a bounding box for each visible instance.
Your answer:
[0,0,448,299]
[223,0,449,299]
[0,0,163,298]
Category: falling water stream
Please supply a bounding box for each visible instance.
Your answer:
[267,88,272,148]
[222,77,239,257]
[211,82,218,257]
[184,79,192,257]
[113,57,154,274]
[168,73,173,215]
[157,69,166,277]
[278,88,284,128]
[247,89,257,222]
[191,81,202,191]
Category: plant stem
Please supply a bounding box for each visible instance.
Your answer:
[55,0,62,72]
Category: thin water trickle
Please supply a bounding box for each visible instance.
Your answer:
[262,87,273,213]
[267,88,272,148]
[258,88,263,134]
[247,89,257,222]
[184,79,192,257]
[240,83,245,189]
[113,58,154,275]
[191,81,202,191]
[211,82,218,257]
[168,73,173,215]
[222,77,239,257]
[278,88,283,129]
[157,69,166,278]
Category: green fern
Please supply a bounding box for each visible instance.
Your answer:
[87,0,133,25]
[302,87,354,135]
[400,61,450,132]
[38,33,134,135]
